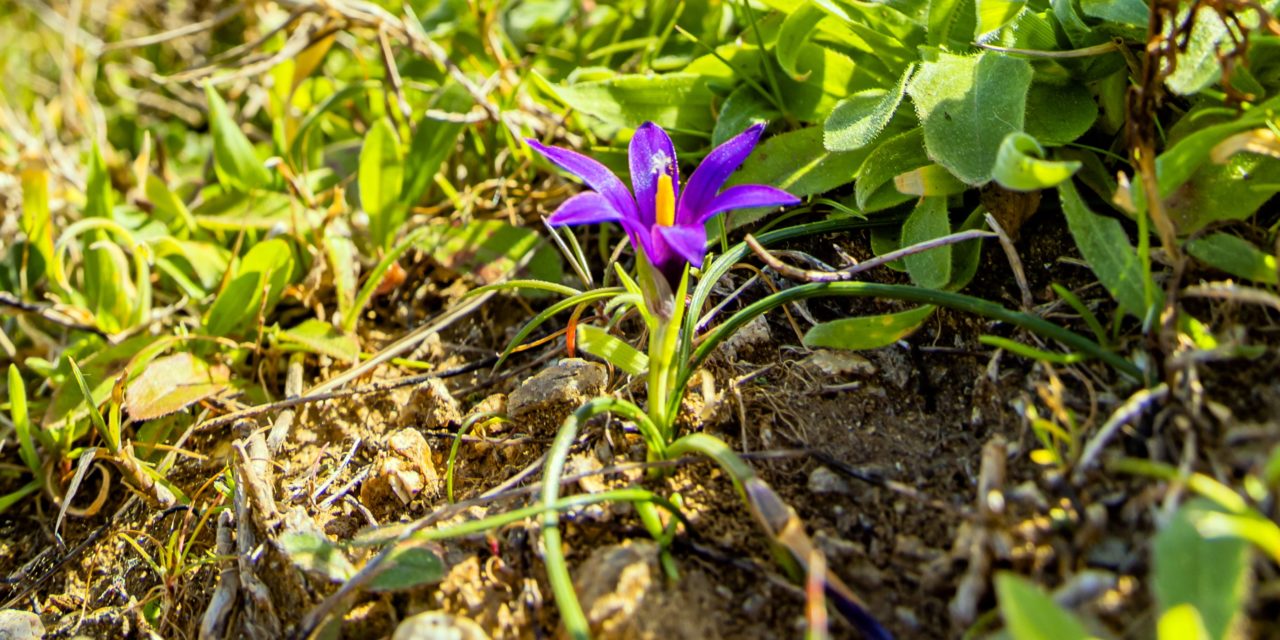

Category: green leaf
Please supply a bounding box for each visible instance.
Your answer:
[8,365,40,475]
[69,358,118,453]
[367,544,446,592]
[824,63,915,152]
[1154,499,1250,640]
[803,305,936,350]
[277,319,359,362]
[576,325,648,376]
[359,118,406,250]
[1186,233,1279,285]
[400,86,468,210]
[204,238,296,336]
[1079,0,1148,27]
[20,166,54,286]
[993,132,1082,191]
[907,51,1034,184]
[325,230,359,320]
[777,2,827,79]
[928,0,979,49]
[894,164,968,196]
[901,196,951,289]
[712,87,779,148]
[995,572,1094,640]
[856,127,929,212]
[205,84,271,192]
[726,127,871,227]
[1158,605,1211,640]
[1025,83,1098,146]
[281,532,356,583]
[1059,181,1153,319]
[1165,6,1229,95]
[144,175,198,234]
[976,0,1026,41]
[124,353,231,421]
[549,72,716,132]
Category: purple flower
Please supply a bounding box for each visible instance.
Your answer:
[528,122,799,284]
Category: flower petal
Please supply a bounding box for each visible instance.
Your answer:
[527,139,638,221]
[697,184,801,224]
[655,223,708,269]
[629,122,679,228]
[677,123,765,224]
[546,192,622,226]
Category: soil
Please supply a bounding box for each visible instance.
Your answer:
[3,210,1279,640]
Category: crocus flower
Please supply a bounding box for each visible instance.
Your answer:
[528,122,799,285]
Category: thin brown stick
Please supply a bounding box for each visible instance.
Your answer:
[746,229,995,283]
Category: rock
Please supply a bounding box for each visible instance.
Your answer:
[0,610,43,640]
[801,350,876,377]
[464,394,507,423]
[508,359,607,432]
[574,541,660,638]
[392,611,489,640]
[718,314,771,361]
[808,466,851,495]
[401,378,463,428]
[360,429,439,509]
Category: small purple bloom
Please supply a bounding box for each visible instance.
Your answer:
[528,122,799,284]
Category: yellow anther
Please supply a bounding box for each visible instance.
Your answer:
[655,174,676,227]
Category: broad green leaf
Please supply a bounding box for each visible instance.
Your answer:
[1059,181,1153,318]
[976,0,1026,41]
[277,319,359,362]
[204,238,296,337]
[1166,6,1229,95]
[901,196,951,289]
[124,353,230,421]
[205,84,271,192]
[993,132,1082,191]
[1154,96,1280,198]
[856,128,930,212]
[1158,605,1211,640]
[1154,499,1250,640]
[281,532,356,582]
[576,325,648,376]
[893,164,968,196]
[995,572,1094,640]
[367,544,446,592]
[907,51,1034,185]
[360,118,406,251]
[550,73,716,132]
[144,175,198,234]
[928,0,978,49]
[1079,0,1148,26]
[803,305,936,350]
[1186,233,1279,285]
[712,87,779,147]
[777,2,827,79]
[1165,152,1280,234]
[824,63,915,152]
[1025,83,1098,146]
[726,127,871,227]
[400,84,469,210]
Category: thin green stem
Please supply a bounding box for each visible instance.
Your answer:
[542,397,658,640]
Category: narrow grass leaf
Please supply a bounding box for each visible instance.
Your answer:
[8,365,41,475]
